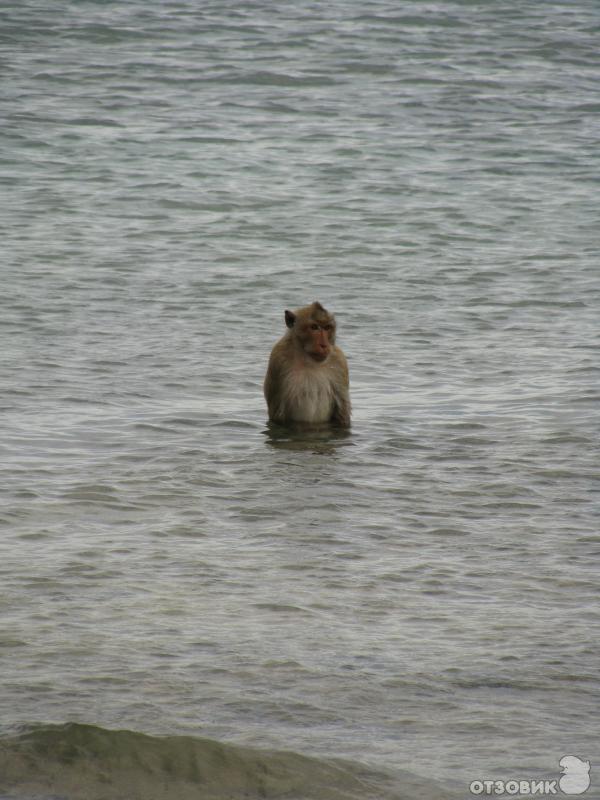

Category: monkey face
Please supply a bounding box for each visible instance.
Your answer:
[302,319,335,362]
[285,302,336,363]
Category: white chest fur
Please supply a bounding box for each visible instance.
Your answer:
[285,363,335,423]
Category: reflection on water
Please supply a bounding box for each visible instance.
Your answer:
[263,421,354,453]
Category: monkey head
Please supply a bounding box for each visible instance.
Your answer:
[284,301,336,362]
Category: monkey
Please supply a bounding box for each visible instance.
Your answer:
[264,301,351,427]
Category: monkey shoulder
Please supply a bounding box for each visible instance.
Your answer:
[264,337,296,402]
[329,346,349,383]
[266,338,290,372]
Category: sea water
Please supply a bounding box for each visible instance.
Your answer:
[1,1,599,798]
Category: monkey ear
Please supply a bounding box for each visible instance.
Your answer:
[285,310,296,328]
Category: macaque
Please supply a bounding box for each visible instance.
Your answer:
[264,301,351,427]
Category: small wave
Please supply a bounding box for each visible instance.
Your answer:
[214,70,337,87]
[0,722,455,800]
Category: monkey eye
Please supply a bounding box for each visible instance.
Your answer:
[310,323,319,330]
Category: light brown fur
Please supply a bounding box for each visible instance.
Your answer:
[264,302,351,427]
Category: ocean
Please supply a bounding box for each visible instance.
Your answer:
[1,1,599,798]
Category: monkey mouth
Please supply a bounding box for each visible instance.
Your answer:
[311,351,329,362]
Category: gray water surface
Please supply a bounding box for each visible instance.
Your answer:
[1,1,599,797]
